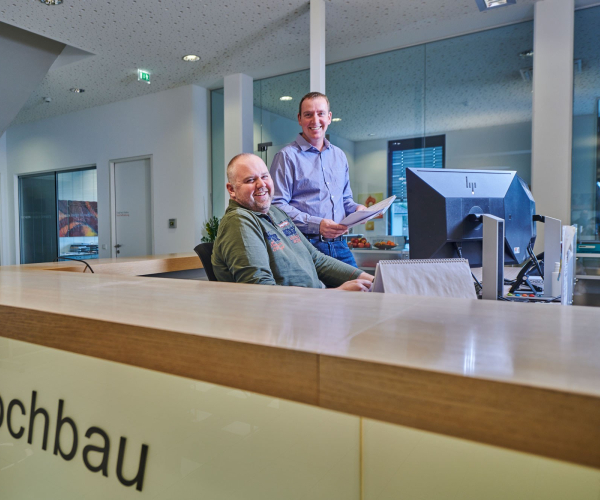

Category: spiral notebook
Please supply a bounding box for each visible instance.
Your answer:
[371,258,477,299]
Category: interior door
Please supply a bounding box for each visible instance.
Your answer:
[113,158,152,258]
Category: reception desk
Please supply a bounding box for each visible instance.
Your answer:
[1,254,599,499]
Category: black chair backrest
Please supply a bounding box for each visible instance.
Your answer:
[194,242,218,282]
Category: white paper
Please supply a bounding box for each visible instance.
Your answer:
[371,259,476,299]
[339,195,396,228]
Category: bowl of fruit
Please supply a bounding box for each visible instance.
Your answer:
[348,237,371,249]
[374,240,398,250]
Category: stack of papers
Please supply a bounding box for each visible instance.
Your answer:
[339,195,396,228]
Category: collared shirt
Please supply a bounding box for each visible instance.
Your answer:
[270,133,359,235]
[212,200,362,287]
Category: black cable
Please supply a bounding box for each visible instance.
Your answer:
[55,256,95,273]
[527,244,544,278]
[454,242,482,293]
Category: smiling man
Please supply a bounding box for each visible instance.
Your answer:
[212,153,373,290]
[270,92,366,266]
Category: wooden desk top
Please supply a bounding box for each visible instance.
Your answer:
[1,255,599,469]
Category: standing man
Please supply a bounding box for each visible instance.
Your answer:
[270,92,365,266]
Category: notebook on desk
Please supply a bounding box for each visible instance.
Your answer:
[371,258,477,299]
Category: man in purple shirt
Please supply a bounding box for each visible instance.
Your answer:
[270,92,365,266]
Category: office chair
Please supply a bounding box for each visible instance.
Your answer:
[193,242,218,282]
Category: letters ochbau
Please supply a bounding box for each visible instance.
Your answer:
[0,391,149,492]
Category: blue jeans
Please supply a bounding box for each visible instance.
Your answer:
[308,239,358,267]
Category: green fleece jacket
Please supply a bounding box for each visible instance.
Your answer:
[212,200,362,288]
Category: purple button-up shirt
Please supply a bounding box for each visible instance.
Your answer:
[270,134,359,235]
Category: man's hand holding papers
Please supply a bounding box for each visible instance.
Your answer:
[339,195,396,229]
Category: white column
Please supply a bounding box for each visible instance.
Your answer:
[310,0,326,93]
[223,73,253,214]
[531,0,574,250]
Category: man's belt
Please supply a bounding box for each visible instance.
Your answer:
[304,234,344,242]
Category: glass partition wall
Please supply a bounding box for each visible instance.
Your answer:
[212,20,535,246]
[19,167,98,264]
[572,6,600,243]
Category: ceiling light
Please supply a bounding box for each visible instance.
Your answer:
[70,88,84,93]
[368,133,375,137]
[279,96,293,101]
[40,0,62,4]
[519,49,534,58]
[182,55,200,62]
[475,0,516,11]
[332,118,341,122]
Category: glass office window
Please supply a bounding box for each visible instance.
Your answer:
[572,6,600,242]
[57,168,98,260]
[18,167,97,265]
[211,88,225,218]
[253,70,310,169]
[211,20,533,241]
[19,173,57,264]
[327,45,426,237]
[325,20,533,238]
[424,21,534,187]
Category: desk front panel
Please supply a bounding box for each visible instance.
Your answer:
[1,337,598,500]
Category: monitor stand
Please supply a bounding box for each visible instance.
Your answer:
[481,214,505,300]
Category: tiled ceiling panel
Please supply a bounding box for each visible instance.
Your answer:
[0,0,599,127]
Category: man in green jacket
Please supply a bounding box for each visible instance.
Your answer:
[212,153,373,291]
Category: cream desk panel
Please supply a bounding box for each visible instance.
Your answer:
[1,338,599,500]
[0,338,360,500]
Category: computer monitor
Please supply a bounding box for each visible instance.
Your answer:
[406,168,536,267]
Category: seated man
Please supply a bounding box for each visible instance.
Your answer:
[212,153,373,291]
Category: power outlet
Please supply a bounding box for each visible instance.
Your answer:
[168,218,177,229]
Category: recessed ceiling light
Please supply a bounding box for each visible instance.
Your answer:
[70,88,84,93]
[519,49,534,58]
[40,0,62,4]
[332,118,342,122]
[279,96,293,101]
[182,55,200,62]
[368,133,375,137]
[475,0,516,11]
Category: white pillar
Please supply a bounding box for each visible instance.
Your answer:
[223,73,253,214]
[310,0,326,93]
[531,0,574,250]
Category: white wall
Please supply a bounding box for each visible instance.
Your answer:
[4,84,210,264]
[211,91,225,218]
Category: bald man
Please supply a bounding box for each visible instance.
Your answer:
[211,153,373,291]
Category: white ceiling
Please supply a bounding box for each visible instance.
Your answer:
[1,0,600,132]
